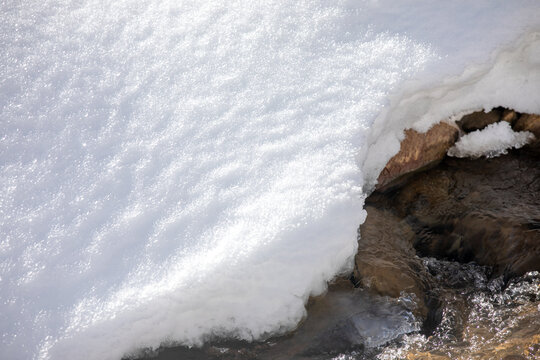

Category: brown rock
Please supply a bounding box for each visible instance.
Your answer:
[376,123,458,191]
[501,109,519,124]
[513,113,540,134]
[392,153,540,277]
[354,206,431,317]
[457,109,502,132]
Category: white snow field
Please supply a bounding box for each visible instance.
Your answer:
[1,1,540,359]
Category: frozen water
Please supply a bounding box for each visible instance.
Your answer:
[1,1,540,359]
[448,122,535,158]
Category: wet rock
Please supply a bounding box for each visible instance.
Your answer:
[456,109,502,132]
[353,206,432,317]
[376,123,459,191]
[513,113,540,150]
[405,326,540,360]
[391,152,540,277]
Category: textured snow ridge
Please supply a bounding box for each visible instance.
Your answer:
[448,122,535,158]
[1,1,540,359]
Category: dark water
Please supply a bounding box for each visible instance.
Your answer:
[133,150,540,360]
[132,282,421,360]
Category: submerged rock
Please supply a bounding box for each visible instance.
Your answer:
[396,270,540,360]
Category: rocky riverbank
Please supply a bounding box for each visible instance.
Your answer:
[133,110,540,360]
[355,150,540,359]
[352,109,540,359]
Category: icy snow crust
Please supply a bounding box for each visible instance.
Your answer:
[1,1,540,359]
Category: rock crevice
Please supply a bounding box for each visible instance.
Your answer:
[356,108,540,334]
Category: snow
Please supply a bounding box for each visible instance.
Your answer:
[1,1,540,359]
[448,122,535,158]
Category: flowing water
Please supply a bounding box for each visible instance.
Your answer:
[141,269,539,360]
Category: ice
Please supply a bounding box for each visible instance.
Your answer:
[1,1,540,359]
[448,122,535,158]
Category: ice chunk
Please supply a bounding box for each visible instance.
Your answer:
[448,122,534,158]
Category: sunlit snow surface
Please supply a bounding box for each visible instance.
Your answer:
[1,1,540,359]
